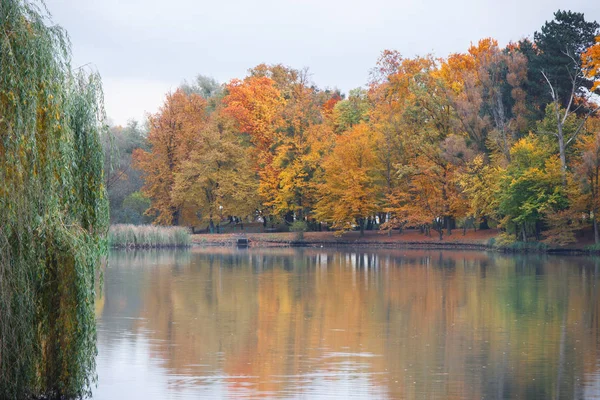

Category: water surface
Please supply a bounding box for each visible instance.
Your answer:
[93,248,600,399]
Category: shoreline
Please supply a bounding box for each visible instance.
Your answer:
[189,230,599,255]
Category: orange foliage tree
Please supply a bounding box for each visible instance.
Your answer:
[582,35,600,92]
[133,89,207,226]
[224,65,334,223]
[575,118,600,243]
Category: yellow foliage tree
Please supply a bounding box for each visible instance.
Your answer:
[314,123,381,234]
[172,110,259,232]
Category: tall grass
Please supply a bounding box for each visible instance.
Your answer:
[109,224,191,248]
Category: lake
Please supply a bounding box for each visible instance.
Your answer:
[93,248,600,399]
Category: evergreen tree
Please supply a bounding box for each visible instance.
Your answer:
[529,11,599,113]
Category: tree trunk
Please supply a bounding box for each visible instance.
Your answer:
[359,218,365,237]
[284,211,294,225]
[558,127,567,187]
[479,216,489,230]
[521,224,527,242]
[435,220,444,241]
[595,168,599,245]
[172,208,181,226]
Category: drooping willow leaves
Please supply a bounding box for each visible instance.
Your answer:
[0,0,108,398]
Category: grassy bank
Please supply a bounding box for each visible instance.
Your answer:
[109,224,191,248]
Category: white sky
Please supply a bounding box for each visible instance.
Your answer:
[45,0,599,126]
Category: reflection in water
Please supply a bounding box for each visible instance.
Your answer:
[94,248,600,399]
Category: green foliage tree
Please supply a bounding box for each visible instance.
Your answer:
[120,191,153,225]
[180,74,223,112]
[102,120,148,223]
[332,88,370,133]
[497,135,567,242]
[0,0,108,397]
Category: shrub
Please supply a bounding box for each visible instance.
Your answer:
[290,220,308,241]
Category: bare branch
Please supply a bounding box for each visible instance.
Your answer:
[541,71,557,102]
[566,105,600,146]
[537,131,558,137]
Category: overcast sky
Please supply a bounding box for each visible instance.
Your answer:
[45,0,599,126]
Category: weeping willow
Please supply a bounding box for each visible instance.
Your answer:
[0,0,108,398]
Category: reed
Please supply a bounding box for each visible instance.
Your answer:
[109,224,191,248]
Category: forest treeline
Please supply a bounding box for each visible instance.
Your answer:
[110,10,600,245]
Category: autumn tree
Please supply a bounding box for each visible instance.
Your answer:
[441,39,528,162]
[458,155,501,230]
[391,135,473,240]
[224,75,284,160]
[134,89,208,226]
[583,35,600,92]
[225,64,333,223]
[223,73,285,221]
[397,56,469,238]
[315,123,381,234]
[269,67,328,220]
[574,118,600,243]
[369,54,437,231]
[172,110,259,232]
[321,91,342,121]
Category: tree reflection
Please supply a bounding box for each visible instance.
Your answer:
[100,249,600,399]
